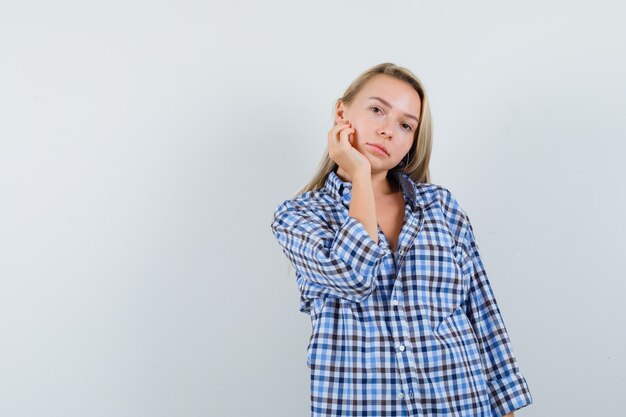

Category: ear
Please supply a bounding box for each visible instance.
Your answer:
[334,99,346,125]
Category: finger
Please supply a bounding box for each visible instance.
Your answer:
[339,127,354,145]
[330,125,351,144]
[328,124,353,152]
[328,121,349,139]
[328,127,343,144]
[331,120,351,133]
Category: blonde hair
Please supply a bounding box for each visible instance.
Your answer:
[293,62,433,199]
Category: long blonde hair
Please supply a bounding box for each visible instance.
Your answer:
[293,62,433,199]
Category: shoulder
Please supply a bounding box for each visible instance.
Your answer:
[420,182,471,240]
[432,183,468,219]
[271,188,339,226]
[411,180,467,216]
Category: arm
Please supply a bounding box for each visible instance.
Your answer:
[270,196,388,304]
[348,170,379,243]
[460,215,533,417]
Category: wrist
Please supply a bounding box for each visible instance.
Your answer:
[351,169,371,184]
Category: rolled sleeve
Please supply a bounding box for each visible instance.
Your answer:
[330,214,387,278]
[459,215,534,417]
[271,201,388,303]
[488,372,533,417]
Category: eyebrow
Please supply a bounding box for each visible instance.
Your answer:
[368,96,420,124]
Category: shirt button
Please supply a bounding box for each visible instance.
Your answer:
[409,389,414,399]
[398,344,405,352]
[398,392,405,399]
[392,298,398,306]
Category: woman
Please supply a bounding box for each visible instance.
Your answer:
[270,62,533,417]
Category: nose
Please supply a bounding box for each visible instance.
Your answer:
[378,123,392,139]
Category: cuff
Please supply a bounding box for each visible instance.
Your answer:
[488,372,534,417]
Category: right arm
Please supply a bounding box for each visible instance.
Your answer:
[270,118,386,303]
[270,200,388,303]
[331,118,379,244]
[348,171,379,244]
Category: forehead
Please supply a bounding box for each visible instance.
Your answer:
[356,74,421,115]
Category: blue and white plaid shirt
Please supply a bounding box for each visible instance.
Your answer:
[271,169,533,417]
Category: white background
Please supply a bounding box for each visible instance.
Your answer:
[1,1,625,416]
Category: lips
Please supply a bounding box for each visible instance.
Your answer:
[367,143,389,156]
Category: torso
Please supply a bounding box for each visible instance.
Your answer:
[376,189,406,253]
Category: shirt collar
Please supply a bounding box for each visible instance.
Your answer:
[324,169,436,212]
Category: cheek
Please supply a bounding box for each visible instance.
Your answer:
[348,122,363,143]
[347,115,366,130]
[394,142,413,161]
[350,120,369,140]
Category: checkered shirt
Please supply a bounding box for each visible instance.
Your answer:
[270,169,533,417]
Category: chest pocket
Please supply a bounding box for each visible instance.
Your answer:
[410,231,469,325]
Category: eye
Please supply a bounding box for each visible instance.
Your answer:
[371,106,413,132]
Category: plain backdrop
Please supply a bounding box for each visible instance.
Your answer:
[1,1,625,416]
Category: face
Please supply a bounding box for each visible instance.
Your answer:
[335,74,421,172]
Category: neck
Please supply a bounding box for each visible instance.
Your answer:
[336,167,399,197]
